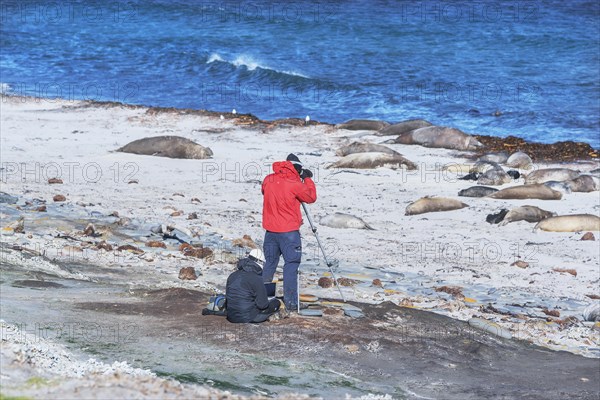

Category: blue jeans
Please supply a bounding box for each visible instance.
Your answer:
[262,230,301,310]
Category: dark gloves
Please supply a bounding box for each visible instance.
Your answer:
[300,169,313,179]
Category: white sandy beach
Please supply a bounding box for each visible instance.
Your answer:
[1,96,599,397]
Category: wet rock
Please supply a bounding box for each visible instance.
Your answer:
[48,177,63,184]
[146,241,167,249]
[581,232,595,241]
[82,223,95,237]
[511,260,529,269]
[372,279,383,287]
[232,234,258,249]
[187,212,198,220]
[542,309,560,318]
[337,277,359,287]
[179,243,212,259]
[117,244,144,254]
[53,194,66,202]
[318,277,334,288]
[553,268,577,277]
[178,267,197,280]
[36,205,47,212]
[435,285,465,299]
[97,241,113,251]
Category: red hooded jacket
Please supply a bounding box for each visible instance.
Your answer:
[262,161,317,232]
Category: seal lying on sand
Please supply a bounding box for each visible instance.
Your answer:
[335,142,400,157]
[543,181,572,194]
[566,175,600,192]
[524,168,580,184]
[477,169,511,186]
[506,151,532,169]
[405,197,468,215]
[336,119,390,131]
[486,209,509,224]
[534,214,600,232]
[394,126,483,151]
[459,186,498,197]
[377,119,432,136]
[327,152,417,170]
[319,213,374,230]
[117,136,213,159]
[498,205,556,226]
[487,184,562,200]
[478,152,509,164]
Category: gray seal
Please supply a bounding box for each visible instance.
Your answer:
[543,181,572,194]
[335,142,401,157]
[336,119,390,131]
[506,152,532,169]
[458,186,499,198]
[477,168,511,186]
[117,136,213,159]
[498,205,556,226]
[478,152,509,164]
[319,213,374,230]
[377,119,433,136]
[394,126,483,151]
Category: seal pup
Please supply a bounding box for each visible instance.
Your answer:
[459,186,499,198]
[117,136,213,160]
[534,214,600,232]
[405,197,468,215]
[394,126,483,151]
[327,152,417,170]
[498,205,556,226]
[319,213,374,230]
[524,168,580,184]
[488,184,562,200]
[459,172,481,181]
[335,142,401,157]
[565,175,600,192]
[336,119,390,131]
[506,152,532,169]
[377,119,433,136]
[486,209,509,224]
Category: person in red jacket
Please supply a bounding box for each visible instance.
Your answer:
[261,153,317,312]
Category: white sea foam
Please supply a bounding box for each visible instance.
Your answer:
[206,53,308,78]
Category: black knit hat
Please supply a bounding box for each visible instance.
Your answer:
[286,153,303,173]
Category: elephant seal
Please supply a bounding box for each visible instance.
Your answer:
[117,136,213,159]
[470,161,502,173]
[487,184,562,200]
[590,168,600,177]
[498,205,556,226]
[478,152,509,164]
[394,126,483,151]
[524,168,580,184]
[543,181,572,194]
[486,209,509,224]
[566,175,600,192]
[327,152,417,170]
[394,126,483,150]
[534,214,600,232]
[459,186,498,197]
[377,119,432,136]
[320,213,374,230]
[405,197,468,215]
[477,169,511,186]
[335,142,400,157]
[506,152,532,169]
[336,119,390,131]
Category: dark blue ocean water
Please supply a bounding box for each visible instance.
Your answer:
[1,1,599,147]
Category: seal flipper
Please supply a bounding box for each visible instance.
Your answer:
[486,209,509,224]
